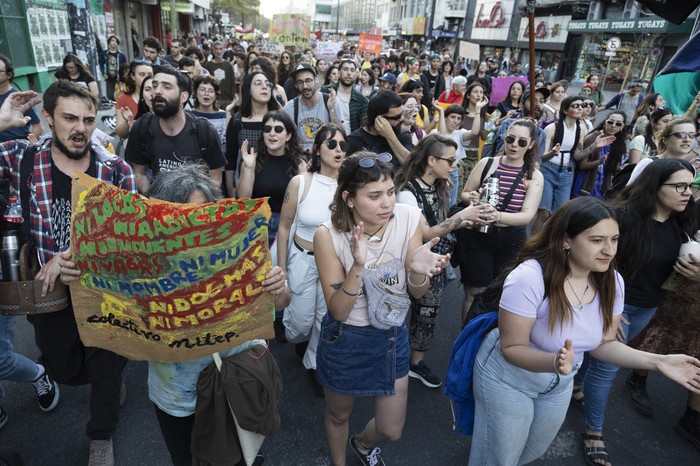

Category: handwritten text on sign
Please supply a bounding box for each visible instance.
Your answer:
[69,175,274,362]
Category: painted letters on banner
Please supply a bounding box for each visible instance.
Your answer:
[358,33,383,54]
[69,174,275,362]
[270,14,311,48]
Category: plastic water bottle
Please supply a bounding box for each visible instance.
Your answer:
[1,197,23,282]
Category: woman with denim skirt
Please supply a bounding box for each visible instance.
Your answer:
[314,152,449,466]
[468,196,700,465]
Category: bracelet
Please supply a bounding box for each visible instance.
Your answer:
[407,269,428,287]
[497,211,503,223]
[553,354,562,375]
[340,284,361,297]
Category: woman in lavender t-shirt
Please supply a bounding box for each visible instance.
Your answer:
[468,197,700,465]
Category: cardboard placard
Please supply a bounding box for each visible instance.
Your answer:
[270,14,311,48]
[69,174,274,362]
[358,33,382,54]
[458,40,481,60]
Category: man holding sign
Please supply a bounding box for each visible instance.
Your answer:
[0,81,136,466]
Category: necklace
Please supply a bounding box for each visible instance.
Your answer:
[566,278,590,311]
[364,224,384,242]
[419,176,434,188]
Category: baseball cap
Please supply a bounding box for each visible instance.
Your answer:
[521,87,550,104]
[290,63,316,79]
[378,72,397,84]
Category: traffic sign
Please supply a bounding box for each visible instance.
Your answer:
[606,37,621,52]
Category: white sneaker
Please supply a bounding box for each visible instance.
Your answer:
[88,438,114,466]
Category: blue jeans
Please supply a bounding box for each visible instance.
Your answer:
[469,329,578,465]
[449,168,459,207]
[539,161,574,212]
[582,304,658,432]
[0,315,41,400]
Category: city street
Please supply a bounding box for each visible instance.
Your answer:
[0,279,697,465]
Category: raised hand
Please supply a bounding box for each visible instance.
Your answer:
[410,237,449,278]
[350,222,367,267]
[0,90,40,132]
[241,139,257,169]
[595,134,617,148]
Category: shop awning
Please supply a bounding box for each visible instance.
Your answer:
[567,16,693,34]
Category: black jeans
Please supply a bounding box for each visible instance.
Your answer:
[154,405,194,466]
[28,305,127,439]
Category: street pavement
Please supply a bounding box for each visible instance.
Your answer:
[1,278,697,465]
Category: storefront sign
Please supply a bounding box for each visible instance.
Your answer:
[518,15,570,44]
[433,30,457,38]
[568,16,693,33]
[471,0,514,41]
[159,2,195,14]
[413,17,426,36]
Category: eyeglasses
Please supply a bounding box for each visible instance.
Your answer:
[197,88,216,95]
[296,78,315,87]
[568,103,583,109]
[504,135,530,148]
[670,132,698,140]
[252,79,272,88]
[358,152,393,168]
[263,125,286,134]
[662,182,700,193]
[383,112,403,121]
[435,156,457,165]
[325,139,348,151]
[606,120,625,127]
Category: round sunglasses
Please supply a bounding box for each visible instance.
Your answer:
[504,135,530,148]
[263,124,286,134]
[325,139,348,152]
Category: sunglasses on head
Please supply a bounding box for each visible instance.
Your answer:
[606,120,624,127]
[358,152,393,168]
[325,139,348,151]
[504,135,529,148]
[263,125,285,134]
[670,131,698,140]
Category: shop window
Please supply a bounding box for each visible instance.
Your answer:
[0,0,33,69]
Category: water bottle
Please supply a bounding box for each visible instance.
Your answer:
[479,177,500,234]
[1,197,23,282]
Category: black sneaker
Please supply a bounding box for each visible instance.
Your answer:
[31,368,60,412]
[409,361,442,388]
[623,372,653,417]
[0,406,7,429]
[349,434,385,466]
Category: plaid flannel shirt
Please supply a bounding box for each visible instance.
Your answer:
[0,139,137,265]
[321,83,368,133]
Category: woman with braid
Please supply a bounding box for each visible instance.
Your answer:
[533,96,612,232]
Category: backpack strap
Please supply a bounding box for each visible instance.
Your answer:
[294,96,299,126]
[478,157,496,186]
[192,115,211,159]
[408,180,439,226]
[137,112,155,161]
[19,143,38,242]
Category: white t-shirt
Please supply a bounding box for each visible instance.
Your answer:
[336,91,352,135]
[499,259,624,366]
[431,128,469,162]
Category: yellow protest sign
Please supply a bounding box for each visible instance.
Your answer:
[269,14,311,48]
[69,174,274,362]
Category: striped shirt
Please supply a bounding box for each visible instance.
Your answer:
[479,158,527,213]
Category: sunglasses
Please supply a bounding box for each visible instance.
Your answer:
[579,102,594,108]
[435,156,457,165]
[325,139,348,151]
[568,103,583,109]
[670,132,698,140]
[504,135,530,148]
[358,152,393,168]
[606,120,624,127]
[662,182,700,193]
[383,112,403,121]
[263,125,285,134]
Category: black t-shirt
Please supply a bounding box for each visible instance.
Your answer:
[619,209,691,307]
[346,127,414,169]
[126,113,227,176]
[51,158,96,251]
[252,156,292,213]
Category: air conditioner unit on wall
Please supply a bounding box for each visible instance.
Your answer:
[622,0,641,19]
[587,1,603,20]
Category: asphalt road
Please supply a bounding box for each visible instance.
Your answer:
[0,277,697,465]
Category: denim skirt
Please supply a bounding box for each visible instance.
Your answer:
[316,313,409,397]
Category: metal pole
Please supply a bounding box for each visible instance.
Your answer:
[601,56,612,93]
[336,0,340,39]
[527,0,536,118]
[427,0,438,41]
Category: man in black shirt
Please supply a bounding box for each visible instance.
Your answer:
[126,66,226,194]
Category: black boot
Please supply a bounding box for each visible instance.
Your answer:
[675,406,700,451]
[623,370,653,417]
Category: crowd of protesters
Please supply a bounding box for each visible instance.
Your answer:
[1,28,700,466]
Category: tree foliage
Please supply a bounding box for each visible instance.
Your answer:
[213,0,260,21]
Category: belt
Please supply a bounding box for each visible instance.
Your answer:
[294,239,314,256]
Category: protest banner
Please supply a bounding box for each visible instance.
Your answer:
[69,174,275,362]
[489,76,529,107]
[270,14,311,48]
[458,40,481,60]
[316,41,343,60]
[358,33,382,54]
[258,39,284,55]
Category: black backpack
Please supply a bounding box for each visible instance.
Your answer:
[135,112,211,161]
[605,156,658,200]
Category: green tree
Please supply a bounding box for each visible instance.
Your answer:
[213,0,260,24]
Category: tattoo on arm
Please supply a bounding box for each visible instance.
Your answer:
[283,190,290,204]
[330,282,342,290]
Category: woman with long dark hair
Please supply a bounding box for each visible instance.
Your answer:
[55,53,98,98]
[278,124,347,397]
[571,111,627,199]
[469,195,700,465]
[577,158,700,466]
[356,68,379,99]
[455,82,489,193]
[277,51,295,86]
[224,71,280,197]
[457,118,544,323]
[115,59,152,138]
[314,152,448,466]
[494,80,525,126]
[134,76,154,120]
[395,134,490,387]
[632,93,667,137]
